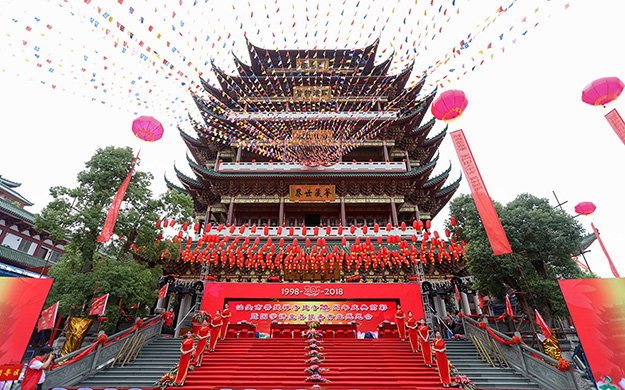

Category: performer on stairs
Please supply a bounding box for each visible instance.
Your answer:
[209,309,223,352]
[418,318,432,368]
[192,319,211,367]
[174,331,195,386]
[395,304,407,341]
[405,311,419,352]
[219,303,231,340]
[433,331,451,388]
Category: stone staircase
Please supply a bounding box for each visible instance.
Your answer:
[446,339,540,389]
[74,337,180,388]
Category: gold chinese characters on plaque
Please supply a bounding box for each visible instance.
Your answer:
[289,185,336,202]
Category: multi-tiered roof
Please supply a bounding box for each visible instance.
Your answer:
[168,39,460,226]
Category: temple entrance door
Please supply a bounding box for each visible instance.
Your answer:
[304,214,321,226]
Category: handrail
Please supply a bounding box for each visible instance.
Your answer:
[42,315,164,390]
[174,307,196,332]
[463,317,580,390]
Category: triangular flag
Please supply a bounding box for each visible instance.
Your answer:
[158,283,169,299]
[130,302,140,309]
[37,302,59,332]
[455,284,461,302]
[505,295,514,319]
[89,293,109,316]
[535,309,552,339]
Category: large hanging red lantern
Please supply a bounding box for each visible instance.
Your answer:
[131,116,164,142]
[574,202,596,216]
[431,89,468,121]
[581,77,624,106]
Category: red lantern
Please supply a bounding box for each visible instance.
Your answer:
[374,224,379,234]
[194,222,200,233]
[581,77,624,106]
[251,225,257,234]
[302,226,307,236]
[156,219,162,228]
[400,222,406,232]
[182,222,189,231]
[451,217,457,228]
[362,225,368,235]
[431,89,468,121]
[229,225,236,234]
[350,225,356,235]
[386,223,392,232]
[264,226,269,236]
[425,220,431,231]
[314,226,319,236]
[169,219,176,227]
[338,225,343,236]
[445,229,451,238]
[326,226,331,235]
[277,226,283,236]
[574,202,596,216]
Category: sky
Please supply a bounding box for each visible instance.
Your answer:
[0,0,623,279]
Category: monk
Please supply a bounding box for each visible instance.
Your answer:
[209,309,223,352]
[395,304,407,341]
[192,319,211,367]
[405,311,419,353]
[174,331,195,386]
[433,331,451,388]
[418,318,432,368]
[219,303,232,340]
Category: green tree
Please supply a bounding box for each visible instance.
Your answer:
[448,193,589,326]
[35,146,194,330]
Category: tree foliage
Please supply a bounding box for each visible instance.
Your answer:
[35,146,194,331]
[447,193,590,326]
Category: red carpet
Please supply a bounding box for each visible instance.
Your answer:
[172,337,447,390]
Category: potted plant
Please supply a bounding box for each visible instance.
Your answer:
[191,311,210,334]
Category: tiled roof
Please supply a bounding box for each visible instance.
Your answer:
[164,174,190,195]
[0,245,48,268]
[0,197,36,223]
[0,175,33,206]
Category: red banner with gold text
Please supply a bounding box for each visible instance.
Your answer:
[0,277,54,365]
[450,130,512,255]
[605,109,625,146]
[201,282,424,338]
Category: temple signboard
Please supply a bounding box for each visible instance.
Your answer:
[289,185,335,202]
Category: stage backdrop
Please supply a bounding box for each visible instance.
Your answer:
[559,278,625,387]
[0,277,54,364]
[201,283,424,338]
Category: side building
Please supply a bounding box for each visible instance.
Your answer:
[0,175,67,277]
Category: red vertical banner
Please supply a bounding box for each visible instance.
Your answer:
[450,130,512,255]
[37,301,59,332]
[605,108,625,146]
[89,293,109,316]
[591,223,620,278]
[97,152,140,243]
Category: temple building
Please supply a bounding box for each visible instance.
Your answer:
[0,175,67,277]
[166,39,466,284]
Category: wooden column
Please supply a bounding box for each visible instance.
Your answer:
[414,206,420,222]
[0,224,12,245]
[405,151,411,171]
[236,146,242,162]
[214,150,220,170]
[226,198,235,225]
[383,141,389,162]
[33,238,44,258]
[279,197,285,226]
[390,197,399,227]
[204,206,212,229]
[340,198,347,226]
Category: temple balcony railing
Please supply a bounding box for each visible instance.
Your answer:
[217,161,409,173]
[225,110,399,121]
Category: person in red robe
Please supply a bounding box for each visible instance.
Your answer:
[405,311,419,353]
[395,304,407,341]
[433,331,451,388]
[418,318,432,368]
[209,310,223,352]
[192,319,211,367]
[21,346,55,390]
[219,303,231,340]
[174,331,195,386]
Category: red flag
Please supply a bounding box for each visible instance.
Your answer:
[450,130,512,255]
[605,109,625,146]
[455,284,461,302]
[130,302,140,309]
[505,295,514,319]
[97,152,140,243]
[158,284,168,299]
[37,302,59,332]
[591,223,620,278]
[89,293,109,316]
[534,309,552,339]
